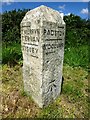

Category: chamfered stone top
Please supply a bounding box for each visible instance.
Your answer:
[21,5,65,25]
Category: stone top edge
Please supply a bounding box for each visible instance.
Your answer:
[26,5,64,19]
[20,5,65,25]
[26,5,47,13]
[26,5,57,15]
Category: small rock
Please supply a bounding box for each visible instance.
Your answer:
[5,106,8,112]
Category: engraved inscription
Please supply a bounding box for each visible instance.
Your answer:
[21,28,40,43]
[43,29,63,37]
[22,45,38,58]
[43,43,63,54]
[21,28,40,58]
[43,28,63,37]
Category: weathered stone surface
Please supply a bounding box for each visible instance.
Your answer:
[20,5,65,108]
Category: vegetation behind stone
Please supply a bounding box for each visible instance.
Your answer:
[2,9,89,69]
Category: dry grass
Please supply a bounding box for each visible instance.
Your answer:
[1,64,89,119]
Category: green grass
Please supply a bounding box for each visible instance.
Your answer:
[2,42,22,65]
[62,82,84,102]
[2,41,88,70]
[64,45,88,69]
[39,102,63,118]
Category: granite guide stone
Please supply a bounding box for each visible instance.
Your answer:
[20,5,65,108]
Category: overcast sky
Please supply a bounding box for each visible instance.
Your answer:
[1,1,89,19]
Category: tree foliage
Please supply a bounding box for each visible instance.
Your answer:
[64,13,89,46]
[2,9,30,45]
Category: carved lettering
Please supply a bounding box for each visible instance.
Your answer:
[43,28,63,37]
[51,30,54,36]
[22,45,38,58]
[43,43,63,54]
[47,30,50,35]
